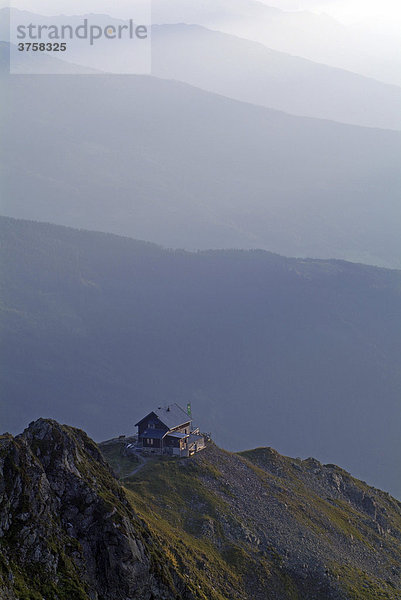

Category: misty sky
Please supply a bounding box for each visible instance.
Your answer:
[258,0,401,22]
[5,0,146,17]
[4,0,401,23]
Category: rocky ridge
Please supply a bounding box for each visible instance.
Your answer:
[0,419,195,600]
[122,445,401,600]
[1,420,401,599]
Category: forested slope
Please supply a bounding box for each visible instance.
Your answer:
[1,216,401,497]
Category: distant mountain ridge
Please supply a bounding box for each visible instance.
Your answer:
[1,216,401,499]
[152,24,401,131]
[149,0,401,86]
[1,419,400,599]
[1,54,401,268]
[4,7,401,130]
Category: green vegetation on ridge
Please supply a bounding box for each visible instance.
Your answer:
[1,421,401,599]
[102,440,401,600]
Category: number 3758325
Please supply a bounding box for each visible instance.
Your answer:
[18,43,67,51]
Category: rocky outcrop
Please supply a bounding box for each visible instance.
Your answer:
[1,421,401,600]
[120,443,401,600]
[0,419,192,600]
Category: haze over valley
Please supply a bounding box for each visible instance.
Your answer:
[1,217,401,500]
[1,46,401,268]
[1,0,400,517]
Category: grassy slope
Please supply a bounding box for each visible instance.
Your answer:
[99,439,139,478]
[1,422,400,599]
[102,442,401,600]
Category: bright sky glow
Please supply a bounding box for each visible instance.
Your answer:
[258,0,401,24]
[3,0,401,24]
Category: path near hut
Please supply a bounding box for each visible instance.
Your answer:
[127,453,148,477]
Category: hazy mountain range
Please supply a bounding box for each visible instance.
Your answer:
[4,9,401,130]
[149,0,401,86]
[1,4,400,596]
[152,24,401,131]
[1,0,400,509]
[1,217,401,499]
[1,45,401,267]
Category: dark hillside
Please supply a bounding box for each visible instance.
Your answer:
[1,216,401,498]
